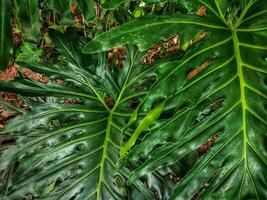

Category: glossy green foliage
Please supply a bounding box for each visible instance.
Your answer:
[85,0,267,199]
[1,0,267,199]
[42,0,95,25]
[0,0,13,71]
[42,0,74,26]
[13,0,42,42]
[0,27,174,199]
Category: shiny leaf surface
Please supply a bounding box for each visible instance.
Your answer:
[0,27,168,199]
[0,0,13,71]
[13,0,42,42]
[85,0,267,199]
[1,0,267,199]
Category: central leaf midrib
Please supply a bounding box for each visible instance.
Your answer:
[94,48,138,199]
[96,112,113,199]
[232,31,248,167]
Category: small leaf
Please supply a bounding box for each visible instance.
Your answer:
[120,99,166,157]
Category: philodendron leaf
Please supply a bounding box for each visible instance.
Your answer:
[13,0,42,42]
[83,13,226,54]
[0,0,13,71]
[1,0,267,199]
[0,26,173,199]
[85,0,267,199]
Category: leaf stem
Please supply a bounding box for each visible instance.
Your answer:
[232,30,248,169]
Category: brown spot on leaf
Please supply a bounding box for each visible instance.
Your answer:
[0,108,15,128]
[0,135,16,153]
[0,66,19,81]
[142,35,181,64]
[108,47,126,69]
[1,62,49,84]
[64,99,82,104]
[12,19,23,49]
[130,100,139,109]
[70,3,84,25]
[187,58,214,80]
[22,68,49,83]
[39,23,56,60]
[0,92,27,133]
[182,31,209,51]
[142,45,163,64]
[199,31,208,40]
[104,95,115,109]
[0,92,28,109]
[198,134,219,158]
[197,6,207,16]
[162,35,180,54]
[55,79,64,84]
[168,173,181,182]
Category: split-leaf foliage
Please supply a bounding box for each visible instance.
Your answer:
[0,0,267,199]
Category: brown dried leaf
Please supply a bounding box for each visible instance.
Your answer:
[0,66,19,81]
[142,35,180,64]
[70,3,84,25]
[22,68,49,83]
[108,47,126,69]
[142,45,163,64]
[64,98,82,104]
[187,59,214,80]
[0,92,28,109]
[197,6,207,16]
[198,134,219,157]
[104,95,115,109]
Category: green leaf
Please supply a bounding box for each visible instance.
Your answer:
[120,99,166,156]
[83,14,226,54]
[16,42,43,62]
[0,0,13,71]
[43,0,73,26]
[0,28,166,199]
[1,0,267,199]
[85,0,267,199]
[13,0,42,42]
[75,0,96,21]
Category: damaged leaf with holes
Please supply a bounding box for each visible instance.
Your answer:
[0,25,177,199]
[1,0,267,200]
[84,0,267,199]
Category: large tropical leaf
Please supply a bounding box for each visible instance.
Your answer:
[84,0,267,199]
[1,0,267,199]
[0,27,175,199]
[13,0,42,43]
[0,0,13,71]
